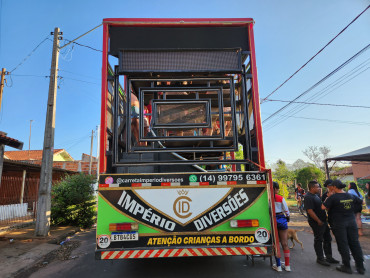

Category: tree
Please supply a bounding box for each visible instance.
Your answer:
[296,166,325,190]
[273,159,295,184]
[291,159,310,171]
[272,160,296,198]
[302,146,331,169]
[51,173,96,228]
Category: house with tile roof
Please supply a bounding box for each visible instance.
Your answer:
[4,149,97,176]
[4,149,74,162]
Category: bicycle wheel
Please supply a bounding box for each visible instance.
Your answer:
[300,203,307,218]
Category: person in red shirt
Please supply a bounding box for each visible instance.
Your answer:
[273,181,291,272]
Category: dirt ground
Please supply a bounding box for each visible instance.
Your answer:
[288,206,370,255]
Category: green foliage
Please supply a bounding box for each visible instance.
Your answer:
[235,144,245,171]
[296,166,325,190]
[51,173,97,229]
[278,182,290,200]
[273,160,295,184]
[357,179,370,192]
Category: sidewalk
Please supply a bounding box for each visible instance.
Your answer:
[0,223,80,278]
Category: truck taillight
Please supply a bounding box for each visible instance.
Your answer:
[109,222,139,231]
[230,219,259,228]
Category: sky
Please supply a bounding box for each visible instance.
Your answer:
[0,0,369,166]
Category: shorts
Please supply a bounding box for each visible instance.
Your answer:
[131,106,139,118]
[276,214,288,230]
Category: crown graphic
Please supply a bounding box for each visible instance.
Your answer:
[177,189,189,196]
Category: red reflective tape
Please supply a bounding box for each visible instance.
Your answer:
[144,250,154,258]
[257,180,266,184]
[161,182,171,186]
[154,249,165,258]
[226,247,237,255]
[199,182,209,186]
[174,249,183,257]
[99,184,109,188]
[255,247,265,254]
[163,249,173,257]
[207,248,218,256]
[227,181,237,185]
[217,248,227,256]
[249,248,256,255]
[124,250,135,259]
[197,248,207,256]
[236,247,246,255]
[104,251,115,259]
[114,251,124,259]
[132,183,142,187]
[135,250,145,258]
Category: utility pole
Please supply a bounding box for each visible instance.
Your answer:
[0,69,5,185]
[89,130,94,175]
[35,28,61,237]
[0,68,6,111]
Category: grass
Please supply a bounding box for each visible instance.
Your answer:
[286,198,297,207]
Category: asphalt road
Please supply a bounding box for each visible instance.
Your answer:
[29,222,370,278]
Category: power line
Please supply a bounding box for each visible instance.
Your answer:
[263,44,370,123]
[263,114,370,129]
[60,76,100,85]
[264,99,370,109]
[10,74,50,78]
[263,61,370,131]
[59,24,102,50]
[58,69,98,80]
[9,35,51,73]
[62,39,102,53]
[260,5,370,104]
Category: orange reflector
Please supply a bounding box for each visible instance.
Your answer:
[230,219,259,228]
[109,222,139,231]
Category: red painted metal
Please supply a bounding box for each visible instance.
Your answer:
[103,18,254,28]
[267,169,281,258]
[230,151,236,172]
[99,23,109,173]
[248,23,266,168]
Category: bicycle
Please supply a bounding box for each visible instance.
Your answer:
[297,195,307,218]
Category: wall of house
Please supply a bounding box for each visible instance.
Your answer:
[53,153,74,161]
[52,161,98,175]
[352,161,370,181]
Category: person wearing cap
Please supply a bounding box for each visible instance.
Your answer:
[304,181,339,266]
[322,179,334,226]
[322,180,365,275]
[272,181,291,272]
[347,182,364,236]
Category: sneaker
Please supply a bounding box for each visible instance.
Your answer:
[284,265,291,272]
[326,257,340,264]
[317,258,330,266]
[272,265,282,272]
[336,265,352,274]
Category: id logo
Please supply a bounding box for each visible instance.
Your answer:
[173,189,192,219]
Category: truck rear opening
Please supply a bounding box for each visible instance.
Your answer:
[96,18,278,262]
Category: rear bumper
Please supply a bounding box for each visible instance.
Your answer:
[95,245,272,260]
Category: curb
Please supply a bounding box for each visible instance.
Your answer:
[10,228,81,278]
[0,221,34,236]
[48,227,81,244]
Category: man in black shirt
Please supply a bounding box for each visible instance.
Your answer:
[304,181,339,266]
[322,179,333,226]
[323,180,365,275]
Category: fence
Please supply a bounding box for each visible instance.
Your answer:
[0,175,39,228]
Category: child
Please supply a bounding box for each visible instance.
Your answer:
[273,181,291,272]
